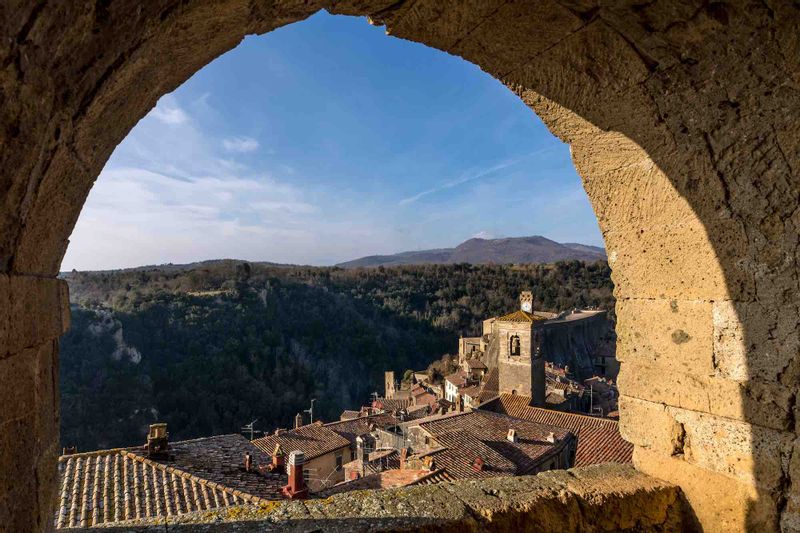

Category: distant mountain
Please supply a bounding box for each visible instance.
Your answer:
[337,236,606,268]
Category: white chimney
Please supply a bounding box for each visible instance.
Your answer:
[507,429,518,443]
[546,432,556,443]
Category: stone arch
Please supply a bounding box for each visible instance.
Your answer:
[1,2,797,532]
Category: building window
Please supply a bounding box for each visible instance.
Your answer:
[335,452,343,471]
[510,335,521,356]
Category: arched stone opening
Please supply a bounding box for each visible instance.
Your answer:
[1,2,797,531]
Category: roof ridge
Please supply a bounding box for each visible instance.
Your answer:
[58,448,127,462]
[524,405,619,429]
[323,412,393,428]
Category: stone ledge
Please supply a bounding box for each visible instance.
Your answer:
[65,464,683,532]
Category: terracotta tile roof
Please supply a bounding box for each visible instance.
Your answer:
[460,385,482,399]
[148,434,284,500]
[412,392,437,408]
[404,405,432,421]
[496,310,547,323]
[373,397,412,412]
[466,358,487,370]
[324,413,399,443]
[479,394,632,466]
[412,469,456,485]
[444,370,469,387]
[425,430,516,479]
[340,410,361,421]
[477,367,499,403]
[418,410,573,480]
[546,391,569,406]
[253,424,350,462]
[55,435,282,529]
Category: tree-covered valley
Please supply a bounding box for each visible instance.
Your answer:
[60,260,614,451]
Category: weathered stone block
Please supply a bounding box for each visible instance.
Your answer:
[616,298,715,375]
[0,415,38,532]
[8,275,66,353]
[604,221,735,301]
[618,362,795,431]
[622,396,794,489]
[713,300,799,384]
[0,346,37,423]
[509,19,652,117]
[451,0,584,77]
[619,396,681,454]
[634,446,780,532]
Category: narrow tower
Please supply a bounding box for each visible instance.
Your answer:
[496,291,546,407]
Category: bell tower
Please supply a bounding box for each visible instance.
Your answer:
[520,291,533,313]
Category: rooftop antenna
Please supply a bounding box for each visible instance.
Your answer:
[304,399,316,424]
[241,419,262,441]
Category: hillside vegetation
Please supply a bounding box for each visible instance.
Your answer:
[60,260,614,451]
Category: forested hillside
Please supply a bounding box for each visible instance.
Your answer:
[60,260,614,451]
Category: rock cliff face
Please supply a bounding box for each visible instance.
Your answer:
[539,312,613,380]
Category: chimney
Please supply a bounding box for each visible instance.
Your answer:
[399,447,409,470]
[507,429,518,444]
[244,452,252,472]
[282,450,309,500]
[356,436,365,463]
[271,443,286,472]
[546,432,556,443]
[294,413,303,429]
[146,423,169,458]
[472,457,485,472]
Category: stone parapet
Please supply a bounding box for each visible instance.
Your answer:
[63,464,683,532]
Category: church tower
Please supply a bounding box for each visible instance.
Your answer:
[384,371,396,399]
[520,291,533,313]
[496,291,546,407]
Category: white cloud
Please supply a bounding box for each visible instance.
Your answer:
[60,93,390,271]
[472,231,494,239]
[149,95,188,125]
[223,136,260,153]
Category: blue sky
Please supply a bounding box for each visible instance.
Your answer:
[61,12,602,271]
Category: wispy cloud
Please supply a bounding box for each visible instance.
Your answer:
[149,96,189,125]
[472,231,494,239]
[223,136,260,153]
[398,147,555,206]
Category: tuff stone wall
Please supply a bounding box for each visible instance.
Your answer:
[1,2,798,532]
[537,312,611,379]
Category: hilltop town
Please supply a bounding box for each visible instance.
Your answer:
[55,291,627,528]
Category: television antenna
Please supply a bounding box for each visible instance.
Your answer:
[241,419,262,441]
[304,399,316,424]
